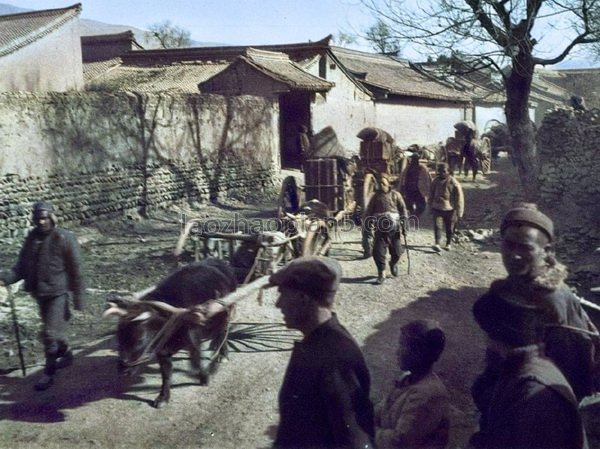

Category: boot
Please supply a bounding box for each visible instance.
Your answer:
[55,350,74,369]
[376,271,385,285]
[34,374,54,391]
[390,262,399,277]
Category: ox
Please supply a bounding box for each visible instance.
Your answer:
[103,258,237,408]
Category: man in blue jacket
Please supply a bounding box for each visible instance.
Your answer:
[0,201,84,391]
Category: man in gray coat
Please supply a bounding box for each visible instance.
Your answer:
[0,201,84,390]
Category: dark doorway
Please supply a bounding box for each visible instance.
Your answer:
[279,92,311,169]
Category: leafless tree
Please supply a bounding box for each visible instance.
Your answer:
[360,0,600,195]
[147,20,192,49]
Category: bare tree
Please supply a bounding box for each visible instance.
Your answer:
[147,20,192,49]
[365,19,402,55]
[360,0,600,195]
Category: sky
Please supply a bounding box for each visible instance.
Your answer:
[10,0,376,49]
[6,0,599,67]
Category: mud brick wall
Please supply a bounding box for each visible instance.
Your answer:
[0,162,277,239]
[536,108,600,248]
[0,91,280,237]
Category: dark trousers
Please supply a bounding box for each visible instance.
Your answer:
[432,209,457,246]
[404,191,426,217]
[372,230,403,272]
[463,156,478,179]
[36,293,71,376]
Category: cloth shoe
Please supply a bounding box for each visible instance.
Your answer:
[444,243,452,251]
[390,263,399,277]
[34,374,54,391]
[55,350,73,369]
[376,271,385,285]
[432,244,442,252]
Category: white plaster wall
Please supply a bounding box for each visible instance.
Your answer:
[0,92,279,178]
[474,105,506,134]
[0,19,83,92]
[305,54,469,154]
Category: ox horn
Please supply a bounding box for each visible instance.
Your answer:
[102,302,129,318]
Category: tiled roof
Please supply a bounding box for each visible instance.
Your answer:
[81,30,143,49]
[83,57,122,83]
[0,3,81,57]
[235,48,334,91]
[120,35,332,66]
[86,61,229,93]
[330,47,471,102]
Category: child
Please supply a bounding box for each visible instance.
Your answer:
[375,319,450,449]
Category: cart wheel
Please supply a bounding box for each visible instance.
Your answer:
[362,173,378,216]
[302,219,331,256]
[278,176,301,218]
[479,136,492,174]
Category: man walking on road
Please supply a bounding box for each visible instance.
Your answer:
[0,201,85,391]
[399,152,432,218]
[270,256,375,449]
[364,173,408,284]
[428,163,464,252]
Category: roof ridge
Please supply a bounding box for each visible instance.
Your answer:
[0,3,81,57]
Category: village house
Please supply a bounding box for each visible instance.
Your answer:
[0,3,586,237]
[0,3,83,92]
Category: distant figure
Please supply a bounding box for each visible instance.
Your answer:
[270,256,375,449]
[297,125,311,169]
[364,173,408,284]
[375,319,450,449]
[428,163,464,252]
[445,137,462,176]
[461,128,479,182]
[0,201,84,391]
[469,290,588,449]
[399,152,432,218]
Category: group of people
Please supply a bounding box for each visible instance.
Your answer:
[2,199,599,449]
[363,153,464,283]
[269,203,599,449]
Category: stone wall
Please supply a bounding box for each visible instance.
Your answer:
[0,91,279,237]
[536,108,600,267]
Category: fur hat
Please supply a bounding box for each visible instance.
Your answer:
[268,256,342,306]
[32,200,58,225]
[500,203,554,242]
[473,293,544,347]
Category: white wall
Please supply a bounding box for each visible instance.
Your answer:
[305,53,469,154]
[0,19,83,92]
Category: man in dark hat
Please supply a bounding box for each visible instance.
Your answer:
[363,172,408,284]
[375,319,450,449]
[398,152,432,218]
[469,294,587,449]
[472,203,599,406]
[269,256,374,449]
[0,201,84,390]
[428,163,464,252]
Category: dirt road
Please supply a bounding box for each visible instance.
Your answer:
[1,156,598,449]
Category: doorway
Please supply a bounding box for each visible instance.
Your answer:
[279,92,311,169]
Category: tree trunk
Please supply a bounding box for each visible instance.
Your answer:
[504,55,538,201]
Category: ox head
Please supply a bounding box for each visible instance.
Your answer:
[103,296,230,375]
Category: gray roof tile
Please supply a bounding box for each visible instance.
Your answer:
[0,3,81,57]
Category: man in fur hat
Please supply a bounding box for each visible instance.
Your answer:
[471,203,599,408]
[469,290,587,449]
[0,201,85,390]
[270,256,375,449]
